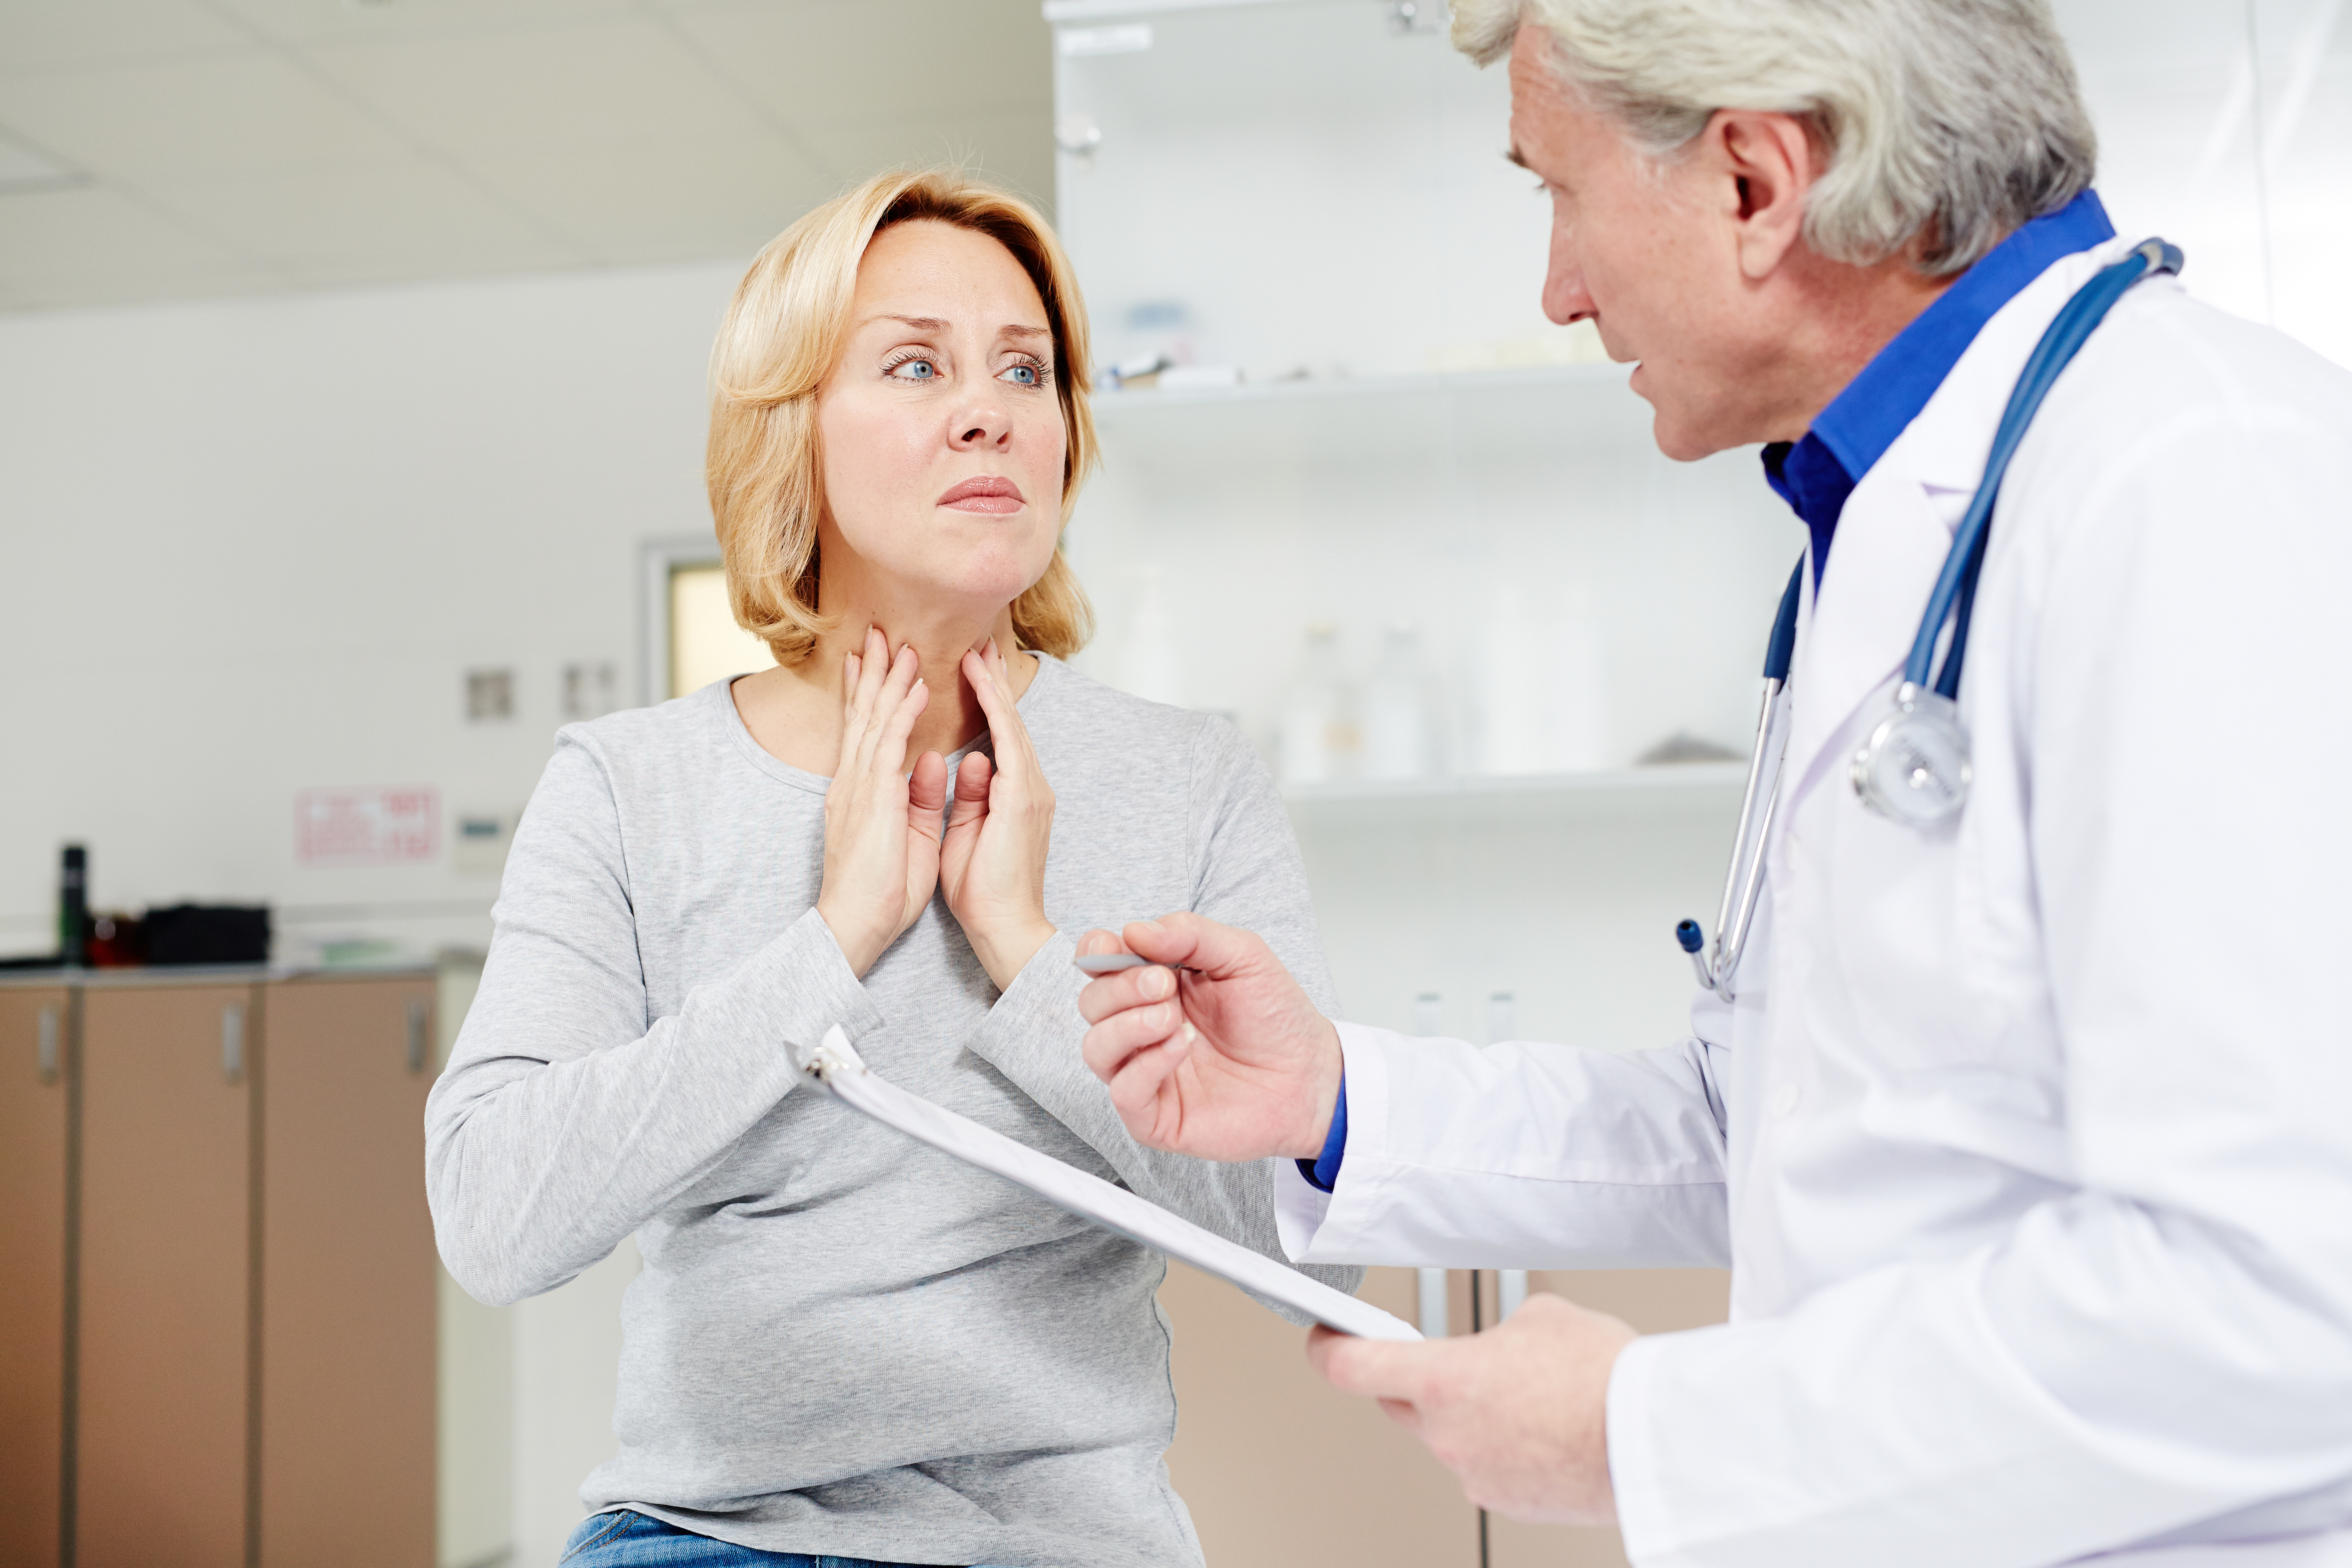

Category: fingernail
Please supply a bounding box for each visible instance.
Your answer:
[1146,967,1172,999]
[1180,1022,1196,1046]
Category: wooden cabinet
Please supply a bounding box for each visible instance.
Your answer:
[0,971,437,1568]
[0,987,71,1568]
[259,978,438,1568]
[1162,1264,1480,1566]
[78,983,257,1568]
[1160,1262,1730,1568]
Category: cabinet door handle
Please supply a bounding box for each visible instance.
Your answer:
[406,997,429,1076]
[222,1003,245,1083]
[38,1004,60,1085]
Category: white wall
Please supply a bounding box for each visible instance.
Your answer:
[0,259,747,962]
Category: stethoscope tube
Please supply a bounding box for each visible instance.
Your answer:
[1680,236,2183,998]
[1909,237,2185,697]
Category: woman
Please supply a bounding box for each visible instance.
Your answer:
[424,169,1356,1568]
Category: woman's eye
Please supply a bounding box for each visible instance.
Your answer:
[887,356,940,381]
[1000,363,1044,387]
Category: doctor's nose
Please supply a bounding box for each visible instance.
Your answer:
[950,401,1013,451]
[1543,235,1597,327]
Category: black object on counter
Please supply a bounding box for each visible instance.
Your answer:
[59,844,88,968]
[143,904,272,967]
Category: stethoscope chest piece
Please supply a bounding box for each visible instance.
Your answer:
[1851,682,1971,828]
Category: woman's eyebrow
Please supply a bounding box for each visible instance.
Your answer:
[861,314,1050,342]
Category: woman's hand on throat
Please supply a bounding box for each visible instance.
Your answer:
[815,626,948,978]
[940,638,1058,990]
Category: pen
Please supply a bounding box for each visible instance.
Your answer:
[1072,952,1207,977]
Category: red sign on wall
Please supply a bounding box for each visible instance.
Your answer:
[296,787,440,865]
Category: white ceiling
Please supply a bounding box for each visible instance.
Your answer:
[0,0,1057,312]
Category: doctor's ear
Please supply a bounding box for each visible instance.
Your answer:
[1701,109,1819,282]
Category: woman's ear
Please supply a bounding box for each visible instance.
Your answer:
[1704,109,1819,281]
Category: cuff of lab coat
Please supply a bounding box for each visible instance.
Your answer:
[1605,1330,1677,1567]
[1273,1021,1398,1263]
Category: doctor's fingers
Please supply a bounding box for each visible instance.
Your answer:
[1120,911,1272,975]
[1076,958,1178,1025]
[1307,1325,1451,1412]
[1080,997,1189,1076]
[1086,1016,1194,1115]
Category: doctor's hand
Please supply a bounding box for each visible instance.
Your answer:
[1076,912,1343,1162]
[1309,1293,1635,1526]
[815,627,947,978]
[940,638,1057,991]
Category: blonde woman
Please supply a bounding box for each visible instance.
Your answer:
[424,170,1356,1568]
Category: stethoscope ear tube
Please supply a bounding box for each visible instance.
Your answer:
[1686,236,2184,980]
[1909,240,2180,698]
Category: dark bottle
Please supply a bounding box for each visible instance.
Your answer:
[59,844,87,968]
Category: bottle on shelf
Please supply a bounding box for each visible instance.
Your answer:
[1113,565,1186,709]
[1412,991,1443,1036]
[58,843,88,968]
[1279,624,1359,786]
[1472,580,1610,776]
[1361,624,1436,782]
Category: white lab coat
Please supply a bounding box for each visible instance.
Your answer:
[1275,235,2352,1566]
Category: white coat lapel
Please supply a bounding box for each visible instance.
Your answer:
[1782,464,1951,800]
[1778,234,2142,804]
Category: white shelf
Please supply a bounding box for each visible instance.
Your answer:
[1281,762,1748,826]
[1087,361,1632,415]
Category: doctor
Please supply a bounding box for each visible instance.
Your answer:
[1076,0,2352,1563]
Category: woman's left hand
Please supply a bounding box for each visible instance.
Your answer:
[940,638,1058,990]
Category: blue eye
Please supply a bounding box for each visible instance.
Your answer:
[888,356,939,381]
[1001,363,1043,387]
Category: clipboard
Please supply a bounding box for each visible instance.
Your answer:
[807,1027,1422,1342]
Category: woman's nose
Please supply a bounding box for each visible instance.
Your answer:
[949,398,1013,450]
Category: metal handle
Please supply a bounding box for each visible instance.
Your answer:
[405,998,429,1075]
[222,1003,245,1083]
[1417,1268,1449,1338]
[38,1004,60,1085]
[1498,1270,1528,1319]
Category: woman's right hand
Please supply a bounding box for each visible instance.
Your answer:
[815,626,949,977]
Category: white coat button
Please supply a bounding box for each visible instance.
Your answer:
[1769,1083,1800,1120]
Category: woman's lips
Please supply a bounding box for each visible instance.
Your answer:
[937,475,1025,514]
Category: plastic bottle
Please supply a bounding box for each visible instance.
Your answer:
[1362,624,1435,781]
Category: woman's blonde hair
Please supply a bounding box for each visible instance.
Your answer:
[707,169,1098,666]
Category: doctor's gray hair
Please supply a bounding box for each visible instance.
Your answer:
[1452,0,2097,276]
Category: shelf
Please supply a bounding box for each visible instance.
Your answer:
[1281,762,1748,827]
[1087,361,1632,415]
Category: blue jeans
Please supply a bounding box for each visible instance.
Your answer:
[560,1508,1002,1568]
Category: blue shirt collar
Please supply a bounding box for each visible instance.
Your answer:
[1764,189,2117,585]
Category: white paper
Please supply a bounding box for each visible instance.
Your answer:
[809,1028,1421,1343]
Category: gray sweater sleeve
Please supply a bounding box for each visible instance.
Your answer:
[966,713,1363,1305]
[423,735,880,1306]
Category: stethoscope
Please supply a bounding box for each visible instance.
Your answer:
[1678,237,2184,1000]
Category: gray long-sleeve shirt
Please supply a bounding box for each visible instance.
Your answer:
[425,655,1357,1568]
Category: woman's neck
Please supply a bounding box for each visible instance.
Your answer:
[812,599,1026,760]
[733,595,1037,777]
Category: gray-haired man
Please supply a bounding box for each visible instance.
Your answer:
[1078,1,2352,1563]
